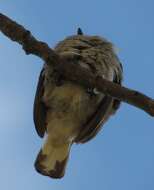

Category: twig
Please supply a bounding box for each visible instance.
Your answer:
[0,13,154,116]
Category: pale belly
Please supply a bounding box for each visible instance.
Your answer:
[42,81,103,143]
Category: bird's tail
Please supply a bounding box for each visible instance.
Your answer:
[34,137,71,179]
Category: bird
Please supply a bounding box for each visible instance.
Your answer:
[33,28,123,179]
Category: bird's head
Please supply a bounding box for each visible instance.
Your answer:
[54,28,113,51]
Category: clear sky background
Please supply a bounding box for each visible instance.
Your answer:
[0,1,154,190]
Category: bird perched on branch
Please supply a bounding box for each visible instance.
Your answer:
[33,28,123,179]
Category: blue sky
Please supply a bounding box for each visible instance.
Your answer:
[0,0,154,189]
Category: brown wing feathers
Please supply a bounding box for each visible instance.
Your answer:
[75,96,113,143]
[33,69,47,138]
[75,72,122,144]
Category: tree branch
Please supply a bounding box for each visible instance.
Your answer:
[0,13,154,116]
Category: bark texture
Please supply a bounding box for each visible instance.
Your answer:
[0,13,154,116]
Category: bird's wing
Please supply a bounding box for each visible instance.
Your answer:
[75,67,122,144]
[33,69,47,138]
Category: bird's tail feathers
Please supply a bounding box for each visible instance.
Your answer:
[35,137,71,179]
